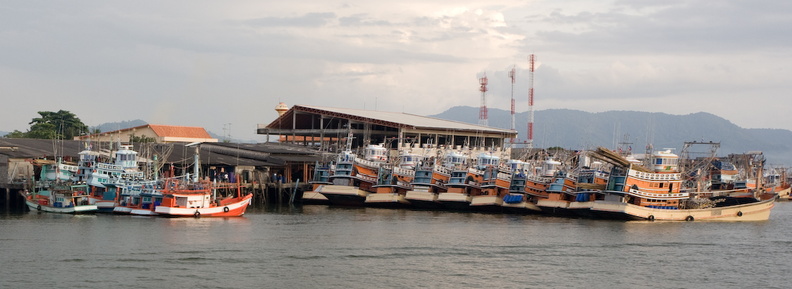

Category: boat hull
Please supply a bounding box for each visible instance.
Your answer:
[26,200,97,214]
[404,191,442,210]
[317,185,369,207]
[501,201,542,214]
[437,193,472,211]
[301,191,330,205]
[129,209,158,216]
[469,195,503,213]
[113,206,133,214]
[589,198,775,221]
[95,201,116,213]
[154,194,253,217]
[776,187,791,201]
[365,193,410,208]
[536,199,573,216]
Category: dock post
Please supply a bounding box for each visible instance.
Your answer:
[277,181,283,204]
[259,182,266,205]
[289,179,299,204]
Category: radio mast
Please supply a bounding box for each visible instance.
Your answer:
[478,73,489,126]
[527,54,536,150]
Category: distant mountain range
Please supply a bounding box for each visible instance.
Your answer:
[431,106,792,165]
[92,119,148,133]
[8,108,790,165]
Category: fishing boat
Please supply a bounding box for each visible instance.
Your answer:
[153,178,253,218]
[588,147,775,221]
[362,149,415,207]
[437,150,481,211]
[566,159,610,217]
[24,161,97,214]
[116,181,163,216]
[520,159,559,214]
[365,164,413,208]
[301,161,332,205]
[316,150,371,206]
[85,144,146,212]
[318,142,388,206]
[469,153,508,213]
[113,182,147,214]
[404,161,450,210]
[501,160,542,214]
[128,191,164,216]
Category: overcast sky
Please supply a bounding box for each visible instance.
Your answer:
[2,1,790,141]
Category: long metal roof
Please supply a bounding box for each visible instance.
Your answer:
[268,104,515,134]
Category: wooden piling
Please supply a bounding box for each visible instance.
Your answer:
[4,188,9,212]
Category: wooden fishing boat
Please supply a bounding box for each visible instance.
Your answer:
[588,147,776,221]
[501,160,542,214]
[153,179,252,218]
[25,183,98,214]
[437,150,478,211]
[317,150,371,206]
[404,163,450,210]
[84,144,146,213]
[24,161,98,214]
[470,153,508,213]
[301,161,332,205]
[366,163,414,208]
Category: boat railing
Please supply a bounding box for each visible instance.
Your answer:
[468,167,484,176]
[59,163,79,173]
[357,174,377,183]
[354,157,381,170]
[526,175,552,183]
[628,170,681,181]
[433,165,451,176]
[96,163,125,171]
[392,166,415,178]
[627,188,689,199]
[497,172,511,181]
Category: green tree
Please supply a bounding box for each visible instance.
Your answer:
[129,133,155,143]
[7,110,89,139]
[3,130,27,138]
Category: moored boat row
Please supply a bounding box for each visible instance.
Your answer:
[22,143,253,217]
[304,142,780,222]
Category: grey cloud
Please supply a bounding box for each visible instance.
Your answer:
[528,1,792,55]
[339,14,393,27]
[244,12,336,27]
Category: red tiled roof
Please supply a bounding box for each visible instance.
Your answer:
[147,124,212,138]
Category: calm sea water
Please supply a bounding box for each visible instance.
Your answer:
[2,202,790,289]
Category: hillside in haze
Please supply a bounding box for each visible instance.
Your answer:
[93,119,148,133]
[431,106,792,165]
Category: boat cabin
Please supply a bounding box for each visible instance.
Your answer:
[443,151,468,169]
[364,144,388,162]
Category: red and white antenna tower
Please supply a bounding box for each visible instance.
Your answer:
[527,54,536,149]
[509,65,516,143]
[478,73,488,126]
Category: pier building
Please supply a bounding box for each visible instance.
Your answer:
[256,104,517,152]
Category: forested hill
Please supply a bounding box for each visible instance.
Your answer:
[430,106,792,165]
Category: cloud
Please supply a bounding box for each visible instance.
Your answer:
[527,1,792,54]
[244,12,336,27]
[1,0,792,141]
